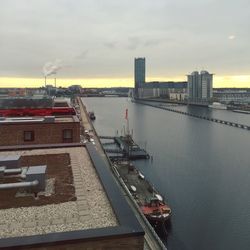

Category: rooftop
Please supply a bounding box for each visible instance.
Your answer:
[0,146,117,239]
[0,115,79,124]
[0,97,53,109]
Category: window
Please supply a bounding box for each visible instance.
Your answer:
[63,129,73,142]
[24,131,34,142]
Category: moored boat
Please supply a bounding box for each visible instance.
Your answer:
[140,195,171,223]
[88,111,96,120]
[208,102,227,110]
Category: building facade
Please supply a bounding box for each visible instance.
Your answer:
[138,82,187,100]
[213,88,250,104]
[0,116,80,146]
[187,71,213,103]
[134,58,146,97]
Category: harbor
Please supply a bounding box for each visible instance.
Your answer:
[83,97,250,250]
[77,98,172,247]
[76,97,167,250]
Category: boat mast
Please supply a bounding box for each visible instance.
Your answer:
[125,108,131,159]
[125,108,130,136]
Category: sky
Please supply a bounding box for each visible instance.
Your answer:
[0,0,250,88]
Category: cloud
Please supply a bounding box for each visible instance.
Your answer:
[75,50,89,60]
[126,37,141,50]
[0,0,250,80]
[228,35,236,40]
[103,42,117,49]
[144,39,161,47]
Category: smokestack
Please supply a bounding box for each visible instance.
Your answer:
[54,77,56,88]
[45,76,47,87]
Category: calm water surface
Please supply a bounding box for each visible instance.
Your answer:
[83,97,250,250]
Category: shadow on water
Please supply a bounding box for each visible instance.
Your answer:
[148,219,172,247]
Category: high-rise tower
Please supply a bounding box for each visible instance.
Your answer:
[134,58,146,97]
[187,70,213,103]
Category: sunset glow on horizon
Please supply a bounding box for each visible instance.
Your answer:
[0,75,249,89]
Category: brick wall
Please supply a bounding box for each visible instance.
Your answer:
[19,235,144,250]
[0,122,80,146]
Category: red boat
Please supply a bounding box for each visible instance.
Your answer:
[140,195,171,223]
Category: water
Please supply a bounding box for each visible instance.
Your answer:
[83,97,250,250]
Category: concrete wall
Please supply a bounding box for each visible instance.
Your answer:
[0,122,80,146]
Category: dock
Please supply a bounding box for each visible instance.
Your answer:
[100,135,150,160]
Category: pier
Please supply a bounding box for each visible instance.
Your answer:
[134,100,250,131]
[99,135,150,160]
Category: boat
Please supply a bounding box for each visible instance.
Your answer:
[111,159,171,242]
[208,102,227,110]
[140,195,171,223]
[88,111,96,120]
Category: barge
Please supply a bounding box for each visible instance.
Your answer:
[113,161,171,227]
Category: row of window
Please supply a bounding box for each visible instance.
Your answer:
[23,129,73,142]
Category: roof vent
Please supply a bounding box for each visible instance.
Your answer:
[0,155,21,169]
[26,165,47,192]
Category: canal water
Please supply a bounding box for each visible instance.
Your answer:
[83,97,250,250]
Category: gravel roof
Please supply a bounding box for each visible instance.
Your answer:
[0,147,118,239]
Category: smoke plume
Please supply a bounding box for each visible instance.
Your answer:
[43,59,62,77]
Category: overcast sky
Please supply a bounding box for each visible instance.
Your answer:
[0,0,250,80]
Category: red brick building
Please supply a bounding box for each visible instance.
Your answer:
[0,116,80,146]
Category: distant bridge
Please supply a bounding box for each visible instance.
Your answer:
[135,97,209,107]
[134,100,250,131]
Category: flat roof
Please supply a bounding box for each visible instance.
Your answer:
[55,116,79,123]
[0,116,79,124]
[0,147,117,239]
[0,97,53,109]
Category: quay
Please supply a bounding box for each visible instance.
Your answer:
[133,99,250,131]
[99,135,150,160]
[76,97,167,250]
